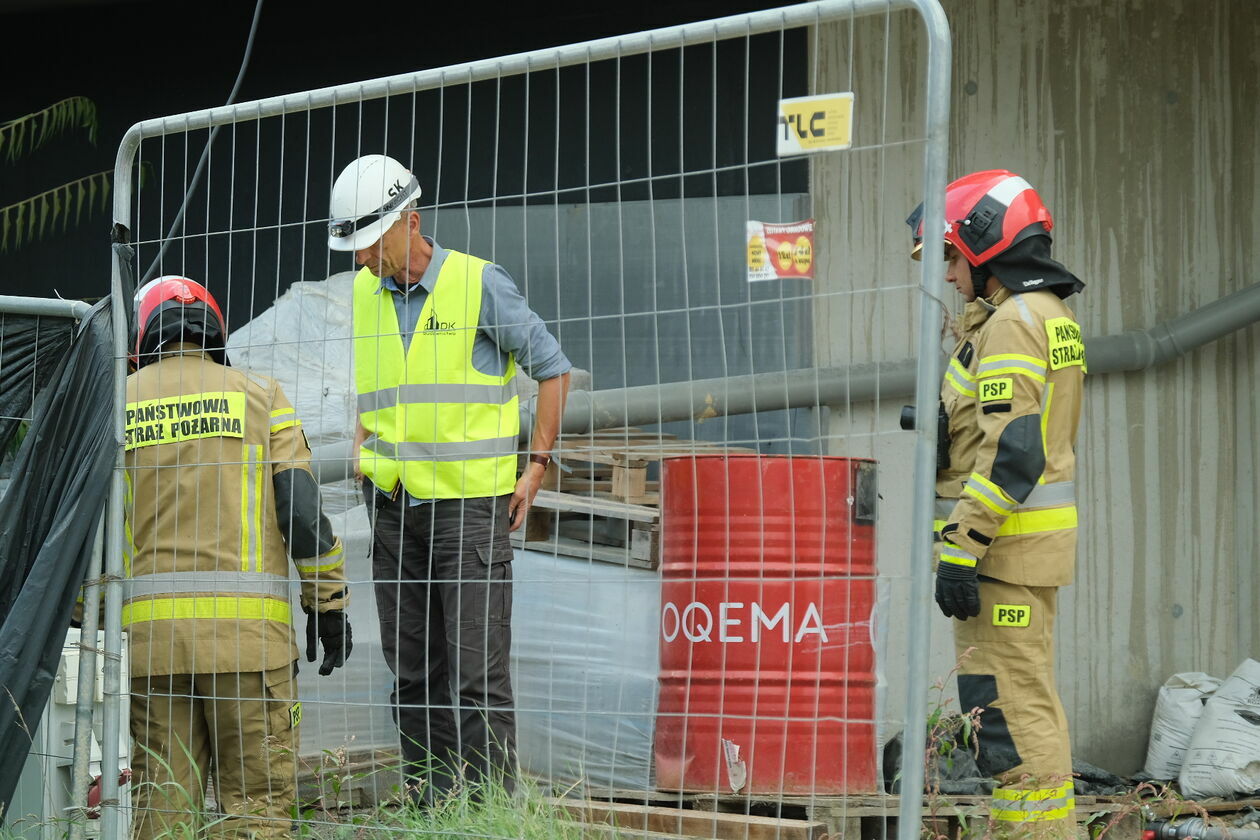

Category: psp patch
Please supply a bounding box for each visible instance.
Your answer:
[289,702,303,728]
[979,377,1013,402]
[993,604,1031,627]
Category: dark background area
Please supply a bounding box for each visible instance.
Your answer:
[0,0,809,312]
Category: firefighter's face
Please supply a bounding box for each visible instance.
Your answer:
[944,244,976,302]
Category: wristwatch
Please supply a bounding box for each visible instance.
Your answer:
[529,453,551,469]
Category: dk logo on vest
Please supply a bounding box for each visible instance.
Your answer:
[423,310,456,333]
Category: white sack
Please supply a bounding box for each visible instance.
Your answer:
[226,273,361,514]
[1143,672,1220,780]
[1179,659,1260,799]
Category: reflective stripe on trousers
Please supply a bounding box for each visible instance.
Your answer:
[991,781,1075,823]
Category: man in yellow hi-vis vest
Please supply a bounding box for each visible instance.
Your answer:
[328,154,571,803]
[125,276,352,839]
[907,170,1085,839]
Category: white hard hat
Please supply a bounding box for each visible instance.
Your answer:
[327,154,423,252]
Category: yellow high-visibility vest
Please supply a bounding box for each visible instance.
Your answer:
[353,250,519,499]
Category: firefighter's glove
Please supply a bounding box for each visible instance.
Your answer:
[935,548,981,621]
[304,605,353,676]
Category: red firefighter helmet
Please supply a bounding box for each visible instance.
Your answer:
[133,276,228,367]
[907,169,1054,266]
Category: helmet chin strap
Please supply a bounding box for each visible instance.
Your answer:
[970,263,990,300]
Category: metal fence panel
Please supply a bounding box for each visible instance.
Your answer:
[106,3,950,839]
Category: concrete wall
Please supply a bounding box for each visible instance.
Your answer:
[812,0,1260,774]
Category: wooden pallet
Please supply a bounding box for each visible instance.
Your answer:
[565,788,1154,839]
[552,428,754,505]
[550,797,827,840]
[517,429,753,569]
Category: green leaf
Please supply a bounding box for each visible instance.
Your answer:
[12,203,24,250]
[0,96,98,163]
[0,167,114,251]
[75,178,87,226]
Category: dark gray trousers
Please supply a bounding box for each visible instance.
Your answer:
[365,487,516,802]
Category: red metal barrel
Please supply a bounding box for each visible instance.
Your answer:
[653,454,877,795]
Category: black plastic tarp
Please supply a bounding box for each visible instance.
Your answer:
[0,314,76,462]
[0,298,115,813]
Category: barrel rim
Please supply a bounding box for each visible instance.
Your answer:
[660,453,877,463]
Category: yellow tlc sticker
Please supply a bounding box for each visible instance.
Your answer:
[993,604,1032,627]
[125,391,246,450]
[979,377,1013,402]
[776,92,855,156]
[290,702,303,728]
[1045,317,1086,370]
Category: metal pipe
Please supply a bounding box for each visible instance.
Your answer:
[1149,818,1260,840]
[898,1,953,836]
[0,296,90,320]
[1086,282,1260,373]
[306,361,917,484]
[309,280,1260,485]
[68,515,104,840]
[556,279,1260,429]
[551,360,916,436]
[99,252,131,840]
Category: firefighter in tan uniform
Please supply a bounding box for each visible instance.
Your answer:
[908,171,1085,838]
[124,276,353,839]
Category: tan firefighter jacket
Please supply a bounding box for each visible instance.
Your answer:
[935,287,1085,587]
[123,349,348,677]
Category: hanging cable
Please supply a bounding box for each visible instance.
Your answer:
[140,0,265,284]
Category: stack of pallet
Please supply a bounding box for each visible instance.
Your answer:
[548,789,1150,840]
[513,428,753,570]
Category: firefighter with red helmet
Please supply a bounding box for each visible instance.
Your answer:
[908,171,1085,837]
[124,276,352,839]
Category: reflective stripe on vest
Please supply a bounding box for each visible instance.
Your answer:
[358,383,515,414]
[360,434,518,462]
[352,252,519,500]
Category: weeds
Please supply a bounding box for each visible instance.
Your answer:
[293,771,587,840]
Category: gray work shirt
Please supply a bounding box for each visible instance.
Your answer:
[371,236,571,504]
[378,236,571,380]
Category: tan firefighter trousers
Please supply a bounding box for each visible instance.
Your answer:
[129,665,299,840]
[953,579,1076,839]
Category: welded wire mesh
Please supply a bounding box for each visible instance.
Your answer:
[104,3,951,840]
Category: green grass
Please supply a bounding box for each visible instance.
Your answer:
[296,775,588,840]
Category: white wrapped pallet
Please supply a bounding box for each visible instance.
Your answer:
[1179,659,1260,799]
[1143,672,1221,781]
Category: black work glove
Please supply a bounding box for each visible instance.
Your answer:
[935,547,981,620]
[304,606,353,676]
